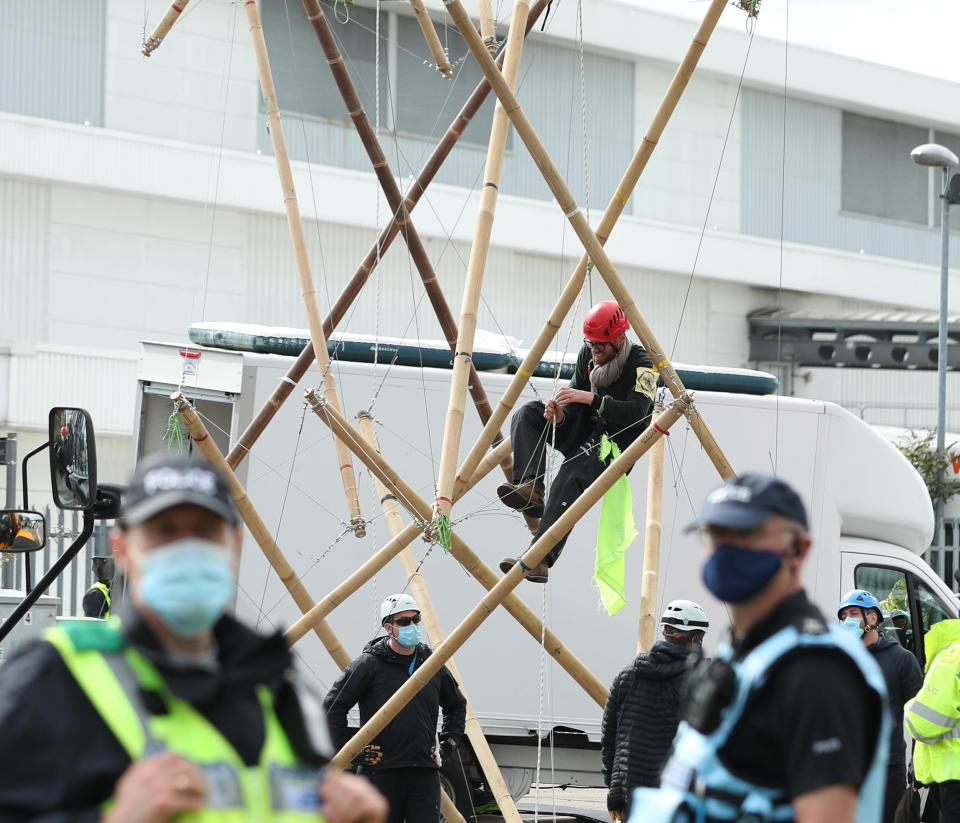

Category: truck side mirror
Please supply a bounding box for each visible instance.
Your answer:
[0,510,47,553]
[48,408,98,511]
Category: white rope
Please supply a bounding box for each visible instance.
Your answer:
[371,0,383,405]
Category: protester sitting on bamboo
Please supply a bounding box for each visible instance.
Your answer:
[498,301,656,582]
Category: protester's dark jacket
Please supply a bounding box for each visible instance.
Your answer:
[601,640,694,811]
[0,608,326,823]
[323,637,466,772]
[869,631,923,768]
[559,342,655,453]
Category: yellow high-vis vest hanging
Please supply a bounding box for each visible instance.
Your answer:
[594,435,637,616]
[45,620,327,822]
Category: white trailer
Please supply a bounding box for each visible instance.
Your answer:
[134,340,958,807]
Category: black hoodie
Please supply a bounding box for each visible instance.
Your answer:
[868,631,923,768]
[323,636,467,772]
[600,640,695,812]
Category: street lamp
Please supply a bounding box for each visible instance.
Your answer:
[912,142,959,546]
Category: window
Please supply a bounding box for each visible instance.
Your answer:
[855,565,914,654]
[261,0,501,147]
[841,112,927,223]
[914,577,951,638]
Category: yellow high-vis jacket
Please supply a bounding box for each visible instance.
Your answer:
[905,620,960,783]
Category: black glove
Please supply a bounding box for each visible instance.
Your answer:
[439,736,459,762]
[351,744,383,768]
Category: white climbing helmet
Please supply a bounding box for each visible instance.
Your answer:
[381,593,420,624]
[660,599,709,633]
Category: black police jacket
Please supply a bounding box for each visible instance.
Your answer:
[600,640,694,811]
[868,631,923,768]
[323,636,467,772]
[0,607,328,823]
[558,342,655,454]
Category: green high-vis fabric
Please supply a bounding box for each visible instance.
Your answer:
[594,435,637,616]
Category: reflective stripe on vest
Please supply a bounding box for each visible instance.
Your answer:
[45,625,326,822]
[906,635,960,783]
[627,622,890,823]
[88,582,111,618]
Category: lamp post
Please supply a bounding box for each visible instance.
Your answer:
[911,142,959,546]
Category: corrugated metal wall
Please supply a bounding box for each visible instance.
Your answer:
[6,346,137,435]
[0,178,49,343]
[0,0,105,126]
[740,88,960,266]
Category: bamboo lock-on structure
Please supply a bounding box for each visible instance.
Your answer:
[138,0,762,814]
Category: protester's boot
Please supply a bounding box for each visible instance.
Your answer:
[499,556,549,583]
[496,479,545,519]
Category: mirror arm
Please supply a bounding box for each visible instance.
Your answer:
[20,442,49,510]
[0,511,94,643]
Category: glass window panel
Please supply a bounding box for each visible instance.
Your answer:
[261,0,383,124]
[914,576,951,638]
[394,14,505,147]
[841,112,927,223]
[855,565,914,653]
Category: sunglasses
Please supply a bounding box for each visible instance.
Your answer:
[390,615,422,627]
[583,338,611,351]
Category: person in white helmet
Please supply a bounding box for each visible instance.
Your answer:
[323,593,467,823]
[600,600,708,821]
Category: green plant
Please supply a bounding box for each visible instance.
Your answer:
[896,430,960,509]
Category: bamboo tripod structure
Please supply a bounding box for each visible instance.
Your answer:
[144,0,747,810]
[329,402,688,768]
[452,0,733,500]
[141,0,192,57]
[357,413,523,823]
[244,0,365,538]
[301,392,609,707]
[637,400,665,653]
[221,0,549,471]
[434,0,531,522]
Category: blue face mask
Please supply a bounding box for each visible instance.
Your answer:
[842,616,865,637]
[395,624,421,649]
[702,543,783,604]
[138,539,236,638]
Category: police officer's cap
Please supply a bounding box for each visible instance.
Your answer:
[120,454,240,528]
[687,473,808,533]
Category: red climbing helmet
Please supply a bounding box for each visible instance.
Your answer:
[583,301,629,343]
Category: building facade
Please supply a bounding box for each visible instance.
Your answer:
[1,0,958,507]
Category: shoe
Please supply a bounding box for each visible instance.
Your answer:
[499,556,549,583]
[497,480,545,519]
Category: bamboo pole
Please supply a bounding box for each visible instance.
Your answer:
[443,0,735,484]
[301,391,610,707]
[637,402,665,653]
[171,393,350,667]
[434,0,531,522]
[329,402,687,768]
[244,0,365,537]
[409,0,453,78]
[141,0,191,57]
[222,0,549,472]
[298,0,510,485]
[479,0,497,55]
[285,417,507,645]
[357,414,523,822]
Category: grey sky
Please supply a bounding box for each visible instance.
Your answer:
[625,0,957,82]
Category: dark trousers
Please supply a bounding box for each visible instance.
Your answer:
[366,768,440,823]
[938,780,960,823]
[510,400,607,566]
[883,764,906,823]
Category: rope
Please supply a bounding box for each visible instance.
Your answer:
[370,0,383,411]
[576,0,593,304]
[164,410,184,455]
[532,582,548,821]
[333,0,350,24]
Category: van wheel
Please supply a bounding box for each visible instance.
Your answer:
[440,756,475,822]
